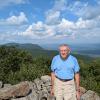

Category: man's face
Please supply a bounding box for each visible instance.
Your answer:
[59,46,70,59]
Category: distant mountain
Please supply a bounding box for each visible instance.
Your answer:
[40,43,100,50]
[5,43,43,50]
[40,43,100,57]
[1,43,58,58]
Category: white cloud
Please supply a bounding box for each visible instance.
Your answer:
[6,12,28,25]
[0,0,28,9]
[45,0,68,24]
[53,0,67,11]
[0,12,28,25]
[69,0,100,20]
[19,21,56,39]
[77,6,100,20]
[46,11,60,24]
[0,0,100,43]
[18,14,100,40]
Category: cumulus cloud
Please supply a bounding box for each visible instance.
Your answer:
[19,21,56,39]
[18,14,100,39]
[45,0,67,24]
[0,12,28,25]
[45,11,60,24]
[69,0,100,20]
[77,6,100,20]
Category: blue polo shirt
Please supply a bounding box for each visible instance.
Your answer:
[51,54,80,80]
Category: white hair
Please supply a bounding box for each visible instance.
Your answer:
[59,44,71,52]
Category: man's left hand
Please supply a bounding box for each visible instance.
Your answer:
[76,91,80,100]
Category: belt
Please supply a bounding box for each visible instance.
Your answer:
[55,76,72,82]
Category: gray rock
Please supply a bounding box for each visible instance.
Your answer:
[41,75,51,83]
[47,95,56,100]
[38,91,48,100]
[27,88,38,100]
[1,76,100,100]
[4,83,12,88]
[11,96,28,100]
[0,81,30,99]
[34,78,43,91]
[80,86,87,96]
[28,81,37,90]
[81,90,100,100]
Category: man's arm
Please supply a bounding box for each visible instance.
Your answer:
[51,72,55,88]
[75,72,80,100]
[51,72,55,95]
[75,72,80,91]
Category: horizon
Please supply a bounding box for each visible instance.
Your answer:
[0,42,100,57]
[0,42,100,45]
[0,0,100,44]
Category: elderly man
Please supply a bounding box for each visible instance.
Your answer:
[50,44,80,100]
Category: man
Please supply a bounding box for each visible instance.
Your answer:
[50,44,80,100]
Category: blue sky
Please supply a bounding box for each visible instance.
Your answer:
[0,0,100,44]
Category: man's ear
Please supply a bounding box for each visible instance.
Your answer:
[68,48,71,54]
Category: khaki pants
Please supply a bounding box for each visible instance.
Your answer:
[54,77,77,100]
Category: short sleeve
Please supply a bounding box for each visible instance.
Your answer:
[51,57,56,72]
[74,58,80,73]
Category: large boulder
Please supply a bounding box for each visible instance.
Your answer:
[0,81,30,100]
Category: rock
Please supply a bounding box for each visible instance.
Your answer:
[80,87,87,96]
[0,81,30,100]
[0,81,3,88]
[27,91,38,100]
[0,76,100,100]
[28,81,37,90]
[38,91,48,100]
[47,95,56,100]
[81,90,100,100]
[41,75,51,83]
[4,83,12,88]
[11,90,38,100]
[34,78,43,91]
[11,96,28,100]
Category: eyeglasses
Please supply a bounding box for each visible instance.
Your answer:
[59,50,69,52]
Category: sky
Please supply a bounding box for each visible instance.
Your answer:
[0,0,100,44]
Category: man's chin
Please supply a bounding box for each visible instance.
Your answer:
[61,56,67,59]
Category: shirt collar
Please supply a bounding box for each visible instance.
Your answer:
[59,54,70,61]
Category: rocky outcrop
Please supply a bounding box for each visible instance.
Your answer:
[0,75,100,100]
[0,81,30,100]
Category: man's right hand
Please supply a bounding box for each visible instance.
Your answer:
[50,87,54,96]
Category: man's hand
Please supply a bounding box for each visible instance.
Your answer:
[75,72,80,100]
[76,90,80,100]
[50,87,54,96]
[51,72,55,96]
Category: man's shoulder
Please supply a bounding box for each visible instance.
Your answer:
[53,55,60,60]
[53,55,59,59]
[70,54,77,60]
